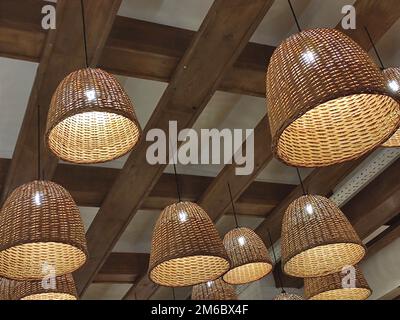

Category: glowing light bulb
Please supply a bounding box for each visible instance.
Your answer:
[238,236,246,246]
[85,89,96,101]
[302,50,316,64]
[33,191,43,206]
[305,203,314,215]
[207,281,213,288]
[178,210,188,223]
[388,80,399,93]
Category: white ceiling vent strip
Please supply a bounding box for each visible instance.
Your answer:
[330,148,400,207]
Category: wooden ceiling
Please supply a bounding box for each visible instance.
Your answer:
[0,0,399,300]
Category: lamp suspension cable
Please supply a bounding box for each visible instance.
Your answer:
[80,0,89,68]
[296,168,307,195]
[37,104,42,181]
[364,26,385,70]
[288,0,302,33]
[227,183,239,228]
[172,288,176,300]
[267,229,286,294]
[173,162,182,203]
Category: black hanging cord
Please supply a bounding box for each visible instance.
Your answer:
[364,26,385,70]
[267,229,286,294]
[172,288,176,300]
[37,104,42,181]
[296,168,307,196]
[173,162,182,202]
[227,183,239,228]
[288,0,302,33]
[80,0,89,68]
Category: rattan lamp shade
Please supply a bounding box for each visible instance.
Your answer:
[0,181,87,280]
[222,227,273,285]
[192,278,237,300]
[274,293,304,300]
[382,67,400,147]
[46,68,141,164]
[266,28,400,167]
[281,195,365,278]
[149,201,230,287]
[305,266,371,300]
[10,274,77,300]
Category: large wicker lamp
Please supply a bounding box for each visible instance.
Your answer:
[281,195,365,278]
[0,181,87,280]
[382,67,400,147]
[223,227,273,285]
[149,201,230,287]
[46,0,141,164]
[266,28,399,167]
[7,274,78,300]
[192,278,237,300]
[305,265,372,300]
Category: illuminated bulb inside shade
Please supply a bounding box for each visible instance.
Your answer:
[305,203,314,215]
[388,80,399,93]
[33,191,43,206]
[302,50,316,64]
[178,210,188,223]
[206,281,214,288]
[85,89,96,101]
[237,236,246,246]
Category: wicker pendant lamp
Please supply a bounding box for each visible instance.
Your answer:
[382,67,400,147]
[0,180,87,280]
[149,164,229,287]
[192,278,237,300]
[281,195,365,278]
[266,3,399,167]
[46,1,141,164]
[222,184,273,285]
[274,293,304,300]
[305,265,371,300]
[4,274,78,300]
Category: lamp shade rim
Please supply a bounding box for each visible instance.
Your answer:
[271,89,400,168]
[46,107,142,164]
[283,241,366,278]
[149,254,230,287]
[21,293,78,300]
[308,287,372,300]
[223,261,273,285]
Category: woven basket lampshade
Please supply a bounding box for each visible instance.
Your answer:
[192,278,237,300]
[0,181,87,280]
[266,28,400,167]
[305,265,371,300]
[274,292,304,300]
[149,201,230,287]
[222,227,273,285]
[46,68,141,164]
[3,274,78,300]
[281,195,365,278]
[382,67,400,147]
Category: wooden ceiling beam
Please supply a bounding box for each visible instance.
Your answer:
[0,0,122,204]
[0,1,273,97]
[76,0,276,299]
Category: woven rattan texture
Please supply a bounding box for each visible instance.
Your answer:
[281,195,365,278]
[222,227,273,285]
[192,278,237,300]
[46,68,141,164]
[266,28,400,167]
[149,202,230,287]
[382,67,400,147]
[274,293,304,300]
[0,181,87,280]
[305,265,371,300]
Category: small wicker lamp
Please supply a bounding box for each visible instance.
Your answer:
[10,274,78,300]
[149,202,230,287]
[266,28,400,167]
[222,227,273,285]
[305,265,372,300]
[0,181,87,280]
[46,68,142,164]
[192,278,237,300]
[274,292,304,300]
[382,67,400,147]
[281,195,365,278]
